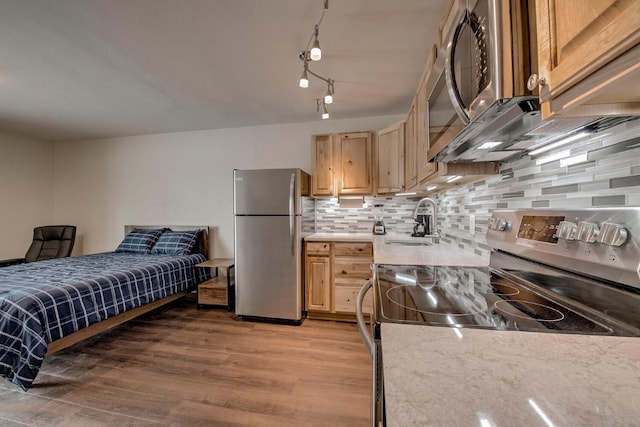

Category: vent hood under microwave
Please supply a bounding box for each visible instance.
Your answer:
[433,98,638,163]
[430,0,638,163]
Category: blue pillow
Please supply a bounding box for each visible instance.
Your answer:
[151,230,200,255]
[115,229,165,254]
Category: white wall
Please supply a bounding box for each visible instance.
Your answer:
[0,131,54,259]
[53,115,403,257]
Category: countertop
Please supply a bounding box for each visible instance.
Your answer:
[382,323,640,426]
[304,232,488,267]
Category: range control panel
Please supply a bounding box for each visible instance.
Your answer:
[486,208,640,289]
[488,214,629,247]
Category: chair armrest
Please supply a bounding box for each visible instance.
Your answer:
[0,258,26,267]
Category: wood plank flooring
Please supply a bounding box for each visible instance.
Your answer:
[0,293,372,426]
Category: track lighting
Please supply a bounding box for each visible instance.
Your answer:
[297,0,336,119]
[299,62,309,88]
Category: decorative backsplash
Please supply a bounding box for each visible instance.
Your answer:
[314,196,419,234]
[314,119,640,260]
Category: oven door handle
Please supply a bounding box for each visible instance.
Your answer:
[356,279,374,358]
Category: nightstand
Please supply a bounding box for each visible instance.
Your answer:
[195,258,234,310]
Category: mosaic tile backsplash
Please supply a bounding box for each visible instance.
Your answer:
[315,119,640,260]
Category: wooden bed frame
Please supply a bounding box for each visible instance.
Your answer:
[46,225,210,355]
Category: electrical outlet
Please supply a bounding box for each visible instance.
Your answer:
[469,215,476,235]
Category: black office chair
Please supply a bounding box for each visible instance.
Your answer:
[0,225,76,267]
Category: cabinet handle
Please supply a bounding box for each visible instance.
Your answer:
[527,74,547,91]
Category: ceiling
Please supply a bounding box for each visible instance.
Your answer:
[0,0,448,142]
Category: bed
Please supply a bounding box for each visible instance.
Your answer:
[0,225,211,390]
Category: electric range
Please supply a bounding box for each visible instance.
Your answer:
[359,208,640,426]
[374,208,640,335]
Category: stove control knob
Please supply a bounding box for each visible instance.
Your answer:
[488,217,508,231]
[598,223,628,247]
[557,221,577,241]
[576,221,599,243]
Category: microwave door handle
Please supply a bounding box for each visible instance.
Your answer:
[445,8,471,125]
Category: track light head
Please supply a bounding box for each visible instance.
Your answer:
[317,98,329,119]
[299,64,309,88]
[324,79,334,104]
[322,105,329,120]
[299,57,310,88]
[310,25,321,61]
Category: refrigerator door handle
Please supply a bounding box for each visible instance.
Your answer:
[289,172,295,256]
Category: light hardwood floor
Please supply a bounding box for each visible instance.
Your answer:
[0,294,372,426]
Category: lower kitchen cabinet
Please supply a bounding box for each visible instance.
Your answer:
[304,240,373,320]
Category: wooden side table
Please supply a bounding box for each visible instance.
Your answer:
[195,258,234,310]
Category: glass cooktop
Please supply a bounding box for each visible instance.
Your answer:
[375,264,639,336]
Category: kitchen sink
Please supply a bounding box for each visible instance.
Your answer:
[384,240,432,247]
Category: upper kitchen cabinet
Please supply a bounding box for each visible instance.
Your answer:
[375,121,405,194]
[335,132,373,195]
[311,134,335,197]
[405,45,438,191]
[534,0,640,119]
[404,101,418,190]
[415,54,438,183]
[311,131,374,197]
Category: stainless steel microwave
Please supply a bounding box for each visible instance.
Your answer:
[446,0,535,124]
[427,0,541,162]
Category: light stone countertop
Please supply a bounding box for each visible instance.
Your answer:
[304,232,374,242]
[304,232,488,266]
[382,323,640,427]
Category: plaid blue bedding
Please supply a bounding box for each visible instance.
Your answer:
[0,251,207,390]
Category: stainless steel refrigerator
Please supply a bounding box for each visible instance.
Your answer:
[233,168,311,323]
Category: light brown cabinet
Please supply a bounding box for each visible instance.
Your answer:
[304,241,373,319]
[311,134,335,197]
[311,132,374,197]
[335,132,373,195]
[535,0,640,119]
[304,242,331,312]
[375,121,405,194]
[415,70,437,183]
[404,101,418,190]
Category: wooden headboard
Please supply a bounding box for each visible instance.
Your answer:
[124,225,210,259]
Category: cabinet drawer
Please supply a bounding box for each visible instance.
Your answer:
[306,242,331,256]
[333,257,372,279]
[198,280,227,305]
[333,242,373,257]
[334,285,373,314]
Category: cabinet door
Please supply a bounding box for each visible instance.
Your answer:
[536,0,640,118]
[375,121,405,194]
[306,255,331,312]
[333,257,372,286]
[311,134,335,196]
[333,242,374,257]
[404,102,418,190]
[334,286,373,314]
[416,72,438,182]
[336,132,373,195]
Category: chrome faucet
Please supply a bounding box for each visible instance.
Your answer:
[411,197,439,243]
